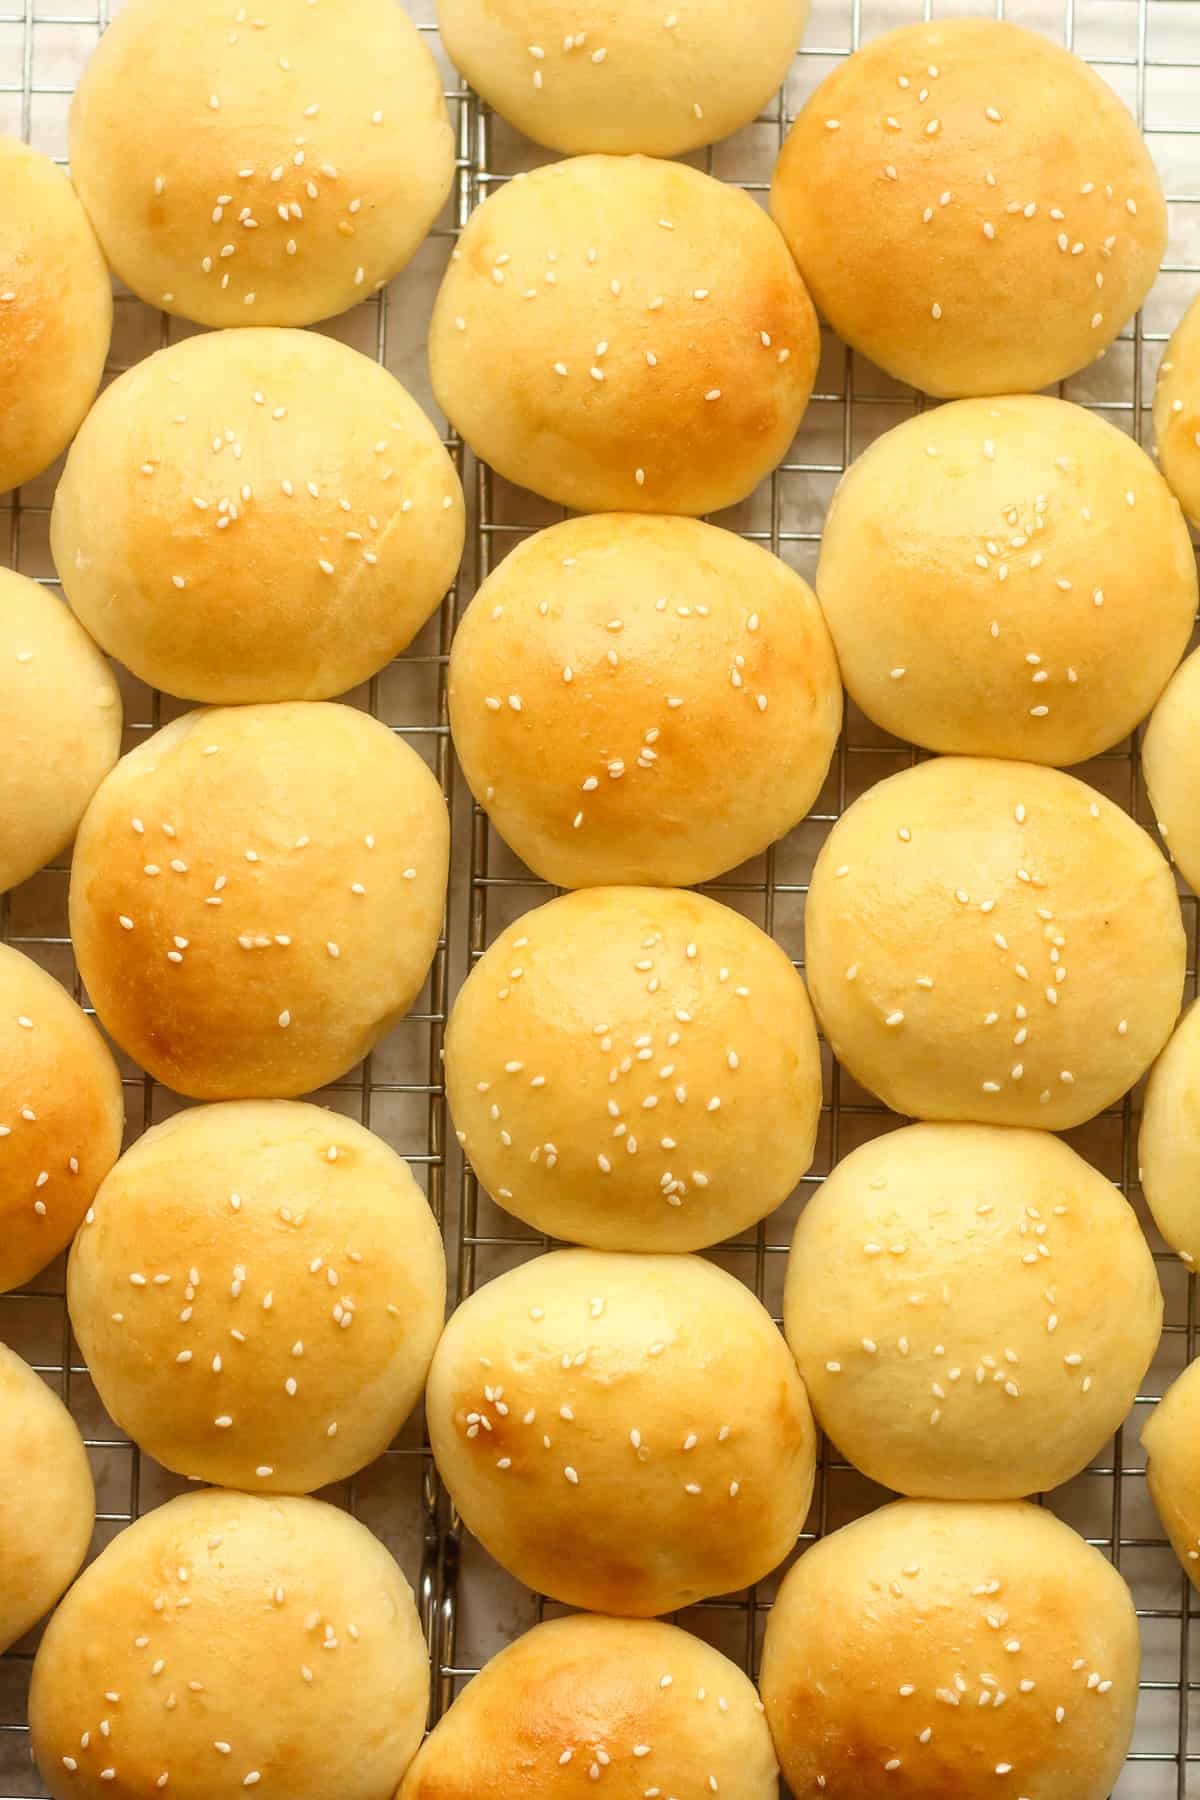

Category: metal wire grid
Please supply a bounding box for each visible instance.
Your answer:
[0,3,473,1794]
[442,4,1200,1798]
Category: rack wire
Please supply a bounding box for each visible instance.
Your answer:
[0,1,1198,1798]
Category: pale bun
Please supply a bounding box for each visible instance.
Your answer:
[426,1249,815,1615]
[771,18,1166,398]
[448,514,841,887]
[0,568,122,892]
[430,155,819,515]
[805,757,1184,1129]
[760,1498,1140,1800]
[817,396,1196,763]
[437,0,808,158]
[1143,1356,1200,1590]
[399,1614,778,1800]
[69,704,448,1100]
[785,1122,1161,1499]
[1155,295,1200,524]
[29,1489,429,1800]
[0,135,111,493]
[69,1101,445,1493]
[69,0,453,330]
[1143,648,1200,894]
[0,943,124,1296]
[446,887,822,1252]
[0,1342,94,1653]
[53,330,464,704]
[1139,999,1200,1268]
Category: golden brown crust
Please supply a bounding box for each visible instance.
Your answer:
[1143,647,1200,895]
[400,1615,778,1800]
[1140,1000,1200,1268]
[1144,1358,1200,1590]
[430,156,819,515]
[426,1249,815,1616]
[804,757,1184,1129]
[52,331,464,704]
[771,18,1166,397]
[0,1343,94,1653]
[1154,295,1200,525]
[69,0,453,329]
[760,1500,1140,1800]
[448,515,841,886]
[69,704,449,1100]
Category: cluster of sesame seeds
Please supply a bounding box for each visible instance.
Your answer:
[520,16,704,127]
[0,1049,81,1222]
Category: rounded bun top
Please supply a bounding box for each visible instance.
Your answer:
[804,757,1184,1130]
[53,330,464,705]
[1139,998,1200,1269]
[29,1489,429,1800]
[68,1100,445,1494]
[771,18,1166,397]
[449,514,841,889]
[426,1248,816,1616]
[69,704,449,1100]
[1143,647,1200,896]
[69,0,454,329]
[0,943,125,1297]
[430,155,819,516]
[0,134,111,494]
[1155,295,1200,525]
[0,568,122,893]
[437,0,808,159]
[1144,1357,1200,1592]
[760,1498,1141,1800]
[0,1342,94,1655]
[399,1614,778,1800]
[785,1122,1161,1500]
[817,396,1196,765]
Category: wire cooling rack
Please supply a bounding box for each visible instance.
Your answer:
[0,2,1198,1798]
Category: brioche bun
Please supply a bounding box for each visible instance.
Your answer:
[69,0,453,329]
[426,1249,815,1615]
[771,18,1166,397]
[0,135,111,494]
[0,568,122,892]
[0,944,125,1296]
[805,757,1184,1129]
[52,330,464,704]
[400,1614,778,1800]
[28,1489,429,1800]
[1139,999,1200,1268]
[68,1100,445,1493]
[1143,648,1200,894]
[1154,294,1200,525]
[436,0,808,158]
[785,1122,1161,1499]
[817,396,1196,763]
[430,155,819,515]
[446,887,821,1252]
[448,514,841,887]
[1144,1356,1200,1590]
[0,1342,94,1653]
[69,704,448,1100]
[760,1498,1140,1800]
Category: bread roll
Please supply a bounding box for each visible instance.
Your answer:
[69,704,448,1100]
[449,515,841,887]
[771,18,1166,397]
[0,944,124,1296]
[446,888,822,1252]
[426,1249,815,1615]
[805,757,1184,1129]
[52,330,464,704]
[69,0,454,329]
[437,0,808,158]
[1143,1356,1200,1590]
[1143,647,1200,894]
[28,1489,429,1800]
[760,1499,1140,1800]
[785,1122,1161,1500]
[0,568,122,891]
[1139,999,1200,1268]
[817,396,1196,763]
[430,155,819,515]
[0,1342,94,1653]
[0,135,111,493]
[69,1100,445,1493]
[399,1614,778,1800]
[1154,295,1200,525]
